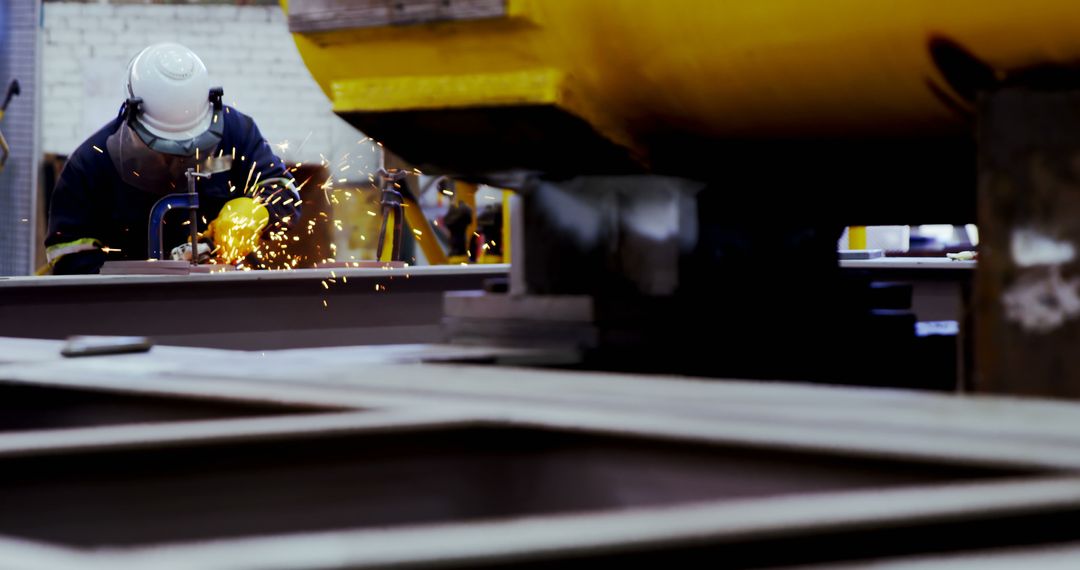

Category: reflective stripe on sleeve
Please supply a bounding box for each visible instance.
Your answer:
[46,238,103,263]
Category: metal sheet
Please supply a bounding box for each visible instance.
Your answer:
[3,339,1080,566]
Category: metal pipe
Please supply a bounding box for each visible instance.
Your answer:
[377,168,408,262]
[185,168,210,265]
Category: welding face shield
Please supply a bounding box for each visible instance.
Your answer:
[108,43,226,193]
[106,90,224,194]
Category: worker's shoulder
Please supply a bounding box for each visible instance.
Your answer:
[68,117,122,166]
[222,105,259,133]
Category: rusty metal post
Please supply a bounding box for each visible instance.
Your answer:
[976,87,1080,398]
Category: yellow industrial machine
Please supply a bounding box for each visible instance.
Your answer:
[283,0,1080,183]
[282,0,1080,387]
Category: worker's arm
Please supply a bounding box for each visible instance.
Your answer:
[45,156,107,275]
[231,112,301,236]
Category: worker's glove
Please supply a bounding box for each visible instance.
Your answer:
[205,197,270,263]
[170,240,214,263]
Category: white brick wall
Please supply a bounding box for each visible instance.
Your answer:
[42,2,369,166]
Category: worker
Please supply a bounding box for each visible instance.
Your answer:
[45,43,300,274]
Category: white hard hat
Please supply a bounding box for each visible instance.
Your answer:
[126,43,212,141]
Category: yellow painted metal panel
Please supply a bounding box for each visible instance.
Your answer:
[401,196,449,265]
[378,209,397,262]
[332,69,564,113]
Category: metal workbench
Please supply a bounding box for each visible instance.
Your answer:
[0,265,508,350]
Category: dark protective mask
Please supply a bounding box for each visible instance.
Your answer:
[106,119,218,194]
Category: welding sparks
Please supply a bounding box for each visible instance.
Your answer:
[244,163,257,196]
[92,145,104,153]
[294,131,314,156]
[250,171,262,195]
[101,247,122,253]
[102,135,421,274]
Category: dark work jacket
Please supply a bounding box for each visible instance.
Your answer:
[45,106,300,274]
